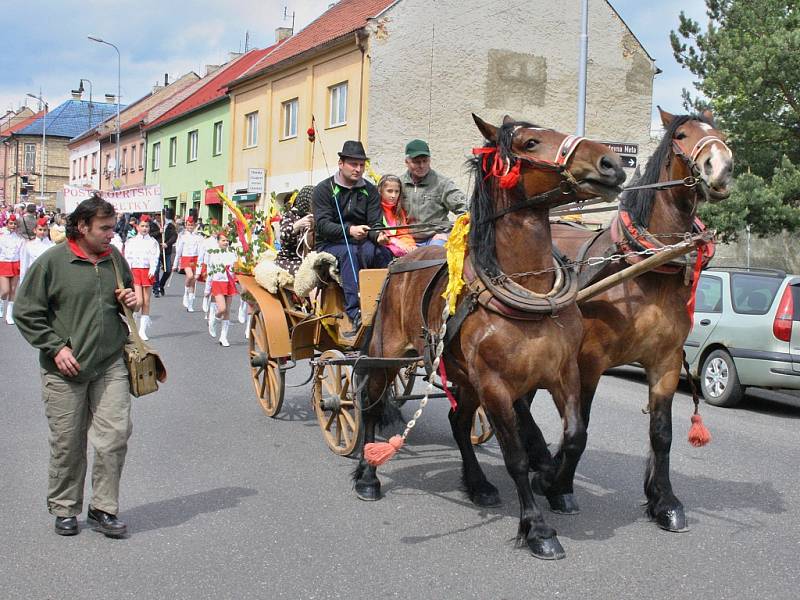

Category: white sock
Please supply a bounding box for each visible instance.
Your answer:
[208,314,217,337]
[187,293,195,312]
[5,301,13,324]
[0,299,5,318]
[238,301,247,323]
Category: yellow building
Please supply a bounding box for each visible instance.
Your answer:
[226,0,391,207]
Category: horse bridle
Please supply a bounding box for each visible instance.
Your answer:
[474,130,587,225]
[622,130,733,194]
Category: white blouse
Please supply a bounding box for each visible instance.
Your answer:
[172,231,203,267]
[0,231,25,262]
[124,234,160,272]
[20,237,54,279]
[205,248,238,283]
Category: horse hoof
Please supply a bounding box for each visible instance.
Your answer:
[470,485,501,507]
[354,481,381,502]
[527,535,566,560]
[548,493,580,515]
[655,508,689,532]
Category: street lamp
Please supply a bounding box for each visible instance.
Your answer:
[87,35,121,185]
[72,78,94,127]
[26,93,48,201]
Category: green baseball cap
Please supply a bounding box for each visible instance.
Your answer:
[405,139,430,158]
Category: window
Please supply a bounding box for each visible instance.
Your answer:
[731,273,782,315]
[122,149,127,173]
[187,130,198,162]
[91,152,97,173]
[130,145,136,172]
[282,99,298,139]
[72,159,77,180]
[139,143,145,169]
[245,112,258,148]
[169,136,177,166]
[329,82,347,127]
[152,142,161,171]
[106,153,111,174]
[82,156,87,176]
[696,276,723,313]
[213,121,223,156]
[23,143,36,173]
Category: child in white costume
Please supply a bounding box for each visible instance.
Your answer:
[0,215,25,324]
[205,232,238,347]
[172,216,203,311]
[19,217,54,281]
[125,215,160,340]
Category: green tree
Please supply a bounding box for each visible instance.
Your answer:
[699,156,800,241]
[672,0,800,236]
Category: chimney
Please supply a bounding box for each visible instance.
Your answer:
[104,93,116,104]
[205,64,222,76]
[165,73,169,86]
[71,89,83,100]
[275,27,292,42]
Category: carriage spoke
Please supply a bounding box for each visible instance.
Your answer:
[340,408,356,431]
[325,411,337,432]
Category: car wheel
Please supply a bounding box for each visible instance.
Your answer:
[700,349,744,408]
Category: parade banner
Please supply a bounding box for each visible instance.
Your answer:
[63,185,163,213]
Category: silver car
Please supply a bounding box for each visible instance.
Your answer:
[684,267,800,407]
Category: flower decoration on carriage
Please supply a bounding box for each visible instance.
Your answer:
[364,160,381,186]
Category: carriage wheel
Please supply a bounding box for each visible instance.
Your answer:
[392,362,418,407]
[248,308,285,417]
[312,350,363,456]
[471,406,494,445]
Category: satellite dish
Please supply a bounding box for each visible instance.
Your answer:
[106,158,116,172]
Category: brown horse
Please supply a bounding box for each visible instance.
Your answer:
[529,108,733,531]
[353,115,626,559]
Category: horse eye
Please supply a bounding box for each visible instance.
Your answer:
[524,139,538,150]
[676,132,687,140]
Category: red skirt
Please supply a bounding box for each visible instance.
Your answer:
[0,261,20,277]
[132,267,155,286]
[197,263,208,283]
[211,279,237,296]
[179,255,198,270]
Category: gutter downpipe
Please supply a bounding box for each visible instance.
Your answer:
[356,30,368,143]
[576,0,589,136]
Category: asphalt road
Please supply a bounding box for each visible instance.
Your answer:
[2,280,799,599]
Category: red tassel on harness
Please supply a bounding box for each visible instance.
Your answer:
[688,413,711,447]
[498,160,521,189]
[364,435,404,466]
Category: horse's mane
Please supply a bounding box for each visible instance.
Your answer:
[619,112,713,227]
[467,120,540,277]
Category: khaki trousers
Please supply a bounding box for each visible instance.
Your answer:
[41,357,132,517]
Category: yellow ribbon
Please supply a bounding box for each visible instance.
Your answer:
[442,213,470,314]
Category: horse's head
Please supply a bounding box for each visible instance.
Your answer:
[472,114,626,207]
[659,107,733,202]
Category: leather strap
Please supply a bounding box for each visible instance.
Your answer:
[388,258,447,274]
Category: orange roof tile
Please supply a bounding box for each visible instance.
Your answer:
[234,0,396,84]
[0,110,46,138]
[146,44,281,131]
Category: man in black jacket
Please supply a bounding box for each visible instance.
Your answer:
[153,208,177,297]
[312,141,392,335]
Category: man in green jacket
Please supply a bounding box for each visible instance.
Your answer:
[15,195,139,538]
[400,139,468,246]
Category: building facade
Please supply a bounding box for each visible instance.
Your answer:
[144,49,273,221]
[0,107,40,205]
[226,0,655,217]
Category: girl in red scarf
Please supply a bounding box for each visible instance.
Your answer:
[378,175,416,257]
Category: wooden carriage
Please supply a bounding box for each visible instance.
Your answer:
[238,269,493,456]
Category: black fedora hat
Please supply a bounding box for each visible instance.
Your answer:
[338,140,369,161]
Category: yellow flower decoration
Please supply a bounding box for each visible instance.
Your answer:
[442,213,470,314]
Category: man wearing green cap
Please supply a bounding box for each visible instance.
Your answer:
[400,139,467,246]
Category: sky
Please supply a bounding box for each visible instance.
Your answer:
[1,0,708,132]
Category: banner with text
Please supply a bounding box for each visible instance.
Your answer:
[63,185,163,213]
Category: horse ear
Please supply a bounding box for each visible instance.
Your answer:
[701,108,715,124]
[472,113,498,143]
[658,106,675,128]
[502,115,515,125]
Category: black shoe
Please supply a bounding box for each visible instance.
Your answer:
[87,506,127,538]
[153,289,161,297]
[54,516,79,536]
